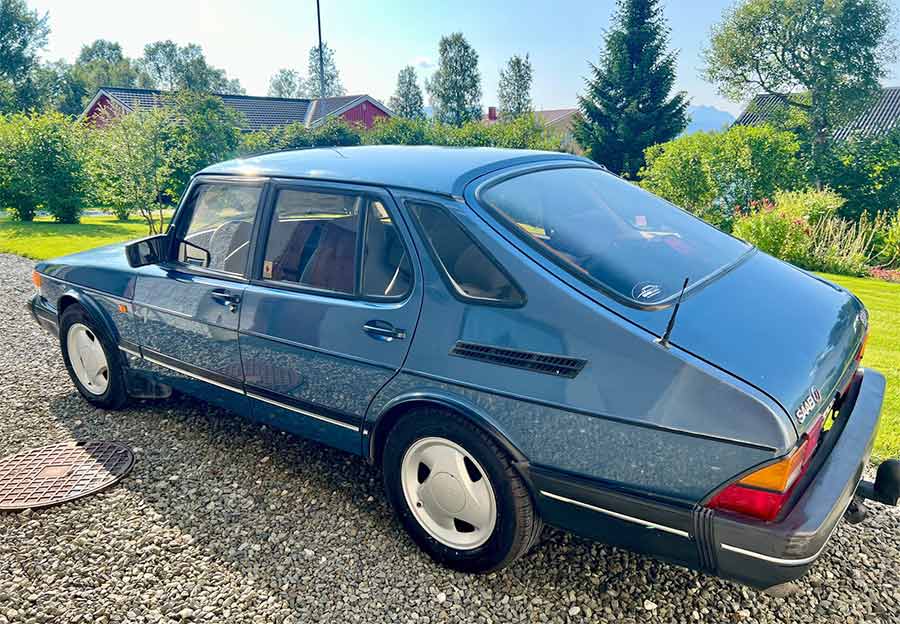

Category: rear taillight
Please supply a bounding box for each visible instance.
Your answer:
[856,332,869,362]
[707,415,825,521]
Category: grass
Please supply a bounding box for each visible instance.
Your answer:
[1,215,897,458]
[820,273,900,461]
[0,213,166,259]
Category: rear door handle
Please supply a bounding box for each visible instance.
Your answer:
[211,288,241,312]
[363,321,406,341]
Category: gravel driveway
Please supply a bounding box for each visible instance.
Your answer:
[1,252,899,624]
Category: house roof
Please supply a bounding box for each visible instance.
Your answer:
[200,145,592,196]
[92,87,312,131]
[733,88,900,141]
[87,87,391,131]
[534,108,578,128]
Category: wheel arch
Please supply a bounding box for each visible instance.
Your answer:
[57,289,120,344]
[366,392,529,468]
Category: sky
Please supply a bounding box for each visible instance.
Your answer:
[29,0,900,116]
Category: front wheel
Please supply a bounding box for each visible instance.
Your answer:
[382,408,542,572]
[59,304,127,409]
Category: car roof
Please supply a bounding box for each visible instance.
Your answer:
[199,145,594,197]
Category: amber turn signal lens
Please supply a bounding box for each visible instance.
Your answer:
[118,304,128,313]
[737,443,806,493]
[31,270,42,289]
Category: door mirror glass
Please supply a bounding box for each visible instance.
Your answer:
[125,234,168,268]
[179,239,211,268]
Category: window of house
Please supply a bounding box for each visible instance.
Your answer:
[406,201,524,305]
[262,189,362,294]
[177,183,262,275]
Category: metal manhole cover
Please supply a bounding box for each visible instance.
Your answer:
[0,441,134,511]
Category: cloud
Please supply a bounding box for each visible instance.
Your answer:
[410,56,434,70]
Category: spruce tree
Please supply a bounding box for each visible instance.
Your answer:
[574,0,688,178]
[389,66,425,119]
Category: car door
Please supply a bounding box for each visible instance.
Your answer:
[133,177,266,414]
[238,180,422,453]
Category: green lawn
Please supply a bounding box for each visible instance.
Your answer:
[1,216,897,458]
[0,214,164,260]
[820,273,900,461]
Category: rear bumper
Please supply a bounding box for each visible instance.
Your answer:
[711,368,886,588]
[28,294,59,337]
[529,369,886,590]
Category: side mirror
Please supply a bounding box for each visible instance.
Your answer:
[125,234,168,268]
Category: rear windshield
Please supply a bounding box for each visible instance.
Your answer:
[479,166,751,305]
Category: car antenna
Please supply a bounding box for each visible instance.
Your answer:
[657,277,689,349]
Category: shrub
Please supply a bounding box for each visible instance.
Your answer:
[364,115,562,151]
[872,210,900,268]
[771,189,843,224]
[823,128,900,221]
[161,91,244,201]
[732,200,810,264]
[90,106,170,232]
[0,111,92,223]
[640,125,802,231]
[239,118,362,156]
[732,192,878,276]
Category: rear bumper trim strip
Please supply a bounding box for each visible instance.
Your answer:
[540,489,690,538]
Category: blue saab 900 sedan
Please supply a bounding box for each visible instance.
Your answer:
[28,146,897,590]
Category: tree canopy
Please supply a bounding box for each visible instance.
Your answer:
[427,33,482,126]
[703,0,896,182]
[306,42,344,98]
[138,40,244,94]
[268,68,307,98]
[389,66,425,119]
[574,0,688,178]
[498,54,533,119]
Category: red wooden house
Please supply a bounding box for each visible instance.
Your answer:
[82,87,392,131]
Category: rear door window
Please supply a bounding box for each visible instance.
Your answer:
[361,201,413,299]
[262,189,361,294]
[479,167,751,305]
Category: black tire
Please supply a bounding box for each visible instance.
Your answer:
[383,408,543,573]
[59,304,128,410]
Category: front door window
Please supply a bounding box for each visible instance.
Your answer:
[177,184,263,276]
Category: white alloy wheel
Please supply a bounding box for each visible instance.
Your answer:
[400,436,497,550]
[66,323,109,395]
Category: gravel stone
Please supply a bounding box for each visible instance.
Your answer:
[1,252,900,623]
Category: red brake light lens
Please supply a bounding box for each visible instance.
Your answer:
[707,415,825,521]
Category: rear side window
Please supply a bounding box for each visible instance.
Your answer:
[262,189,361,293]
[479,167,750,305]
[177,183,262,275]
[407,201,524,306]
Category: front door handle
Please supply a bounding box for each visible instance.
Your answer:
[211,289,241,312]
[363,321,406,341]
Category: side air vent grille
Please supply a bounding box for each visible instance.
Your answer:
[450,341,587,378]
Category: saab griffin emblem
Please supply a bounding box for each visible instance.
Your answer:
[632,281,663,302]
[795,386,822,424]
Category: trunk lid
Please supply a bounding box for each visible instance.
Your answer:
[634,252,866,436]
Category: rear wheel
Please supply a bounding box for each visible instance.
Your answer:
[383,408,542,572]
[59,304,127,409]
